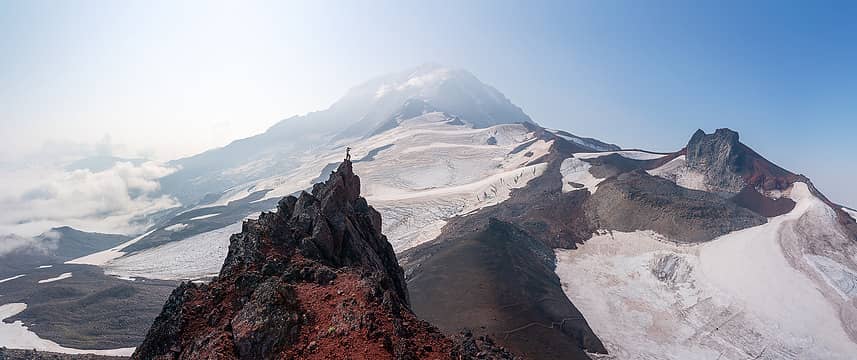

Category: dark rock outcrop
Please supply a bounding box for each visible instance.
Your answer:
[686,128,747,194]
[686,128,800,195]
[452,330,522,360]
[133,160,457,359]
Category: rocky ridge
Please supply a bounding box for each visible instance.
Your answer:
[133,160,514,359]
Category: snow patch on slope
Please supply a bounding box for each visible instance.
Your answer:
[0,275,25,284]
[560,157,603,193]
[189,213,219,221]
[164,223,188,232]
[647,155,707,191]
[844,207,857,222]
[37,272,71,284]
[105,222,241,281]
[556,183,857,360]
[0,303,135,356]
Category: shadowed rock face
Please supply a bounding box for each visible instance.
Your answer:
[133,161,503,360]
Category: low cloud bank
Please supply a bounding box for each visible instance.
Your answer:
[0,233,51,257]
[0,161,180,251]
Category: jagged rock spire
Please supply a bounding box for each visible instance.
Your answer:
[132,160,432,359]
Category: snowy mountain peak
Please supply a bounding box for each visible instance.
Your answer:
[260,64,533,146]
[372,64,457,99]
[161,64,606,205]
[330,64,534,138]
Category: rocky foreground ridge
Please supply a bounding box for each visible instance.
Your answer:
[133,160,516,359]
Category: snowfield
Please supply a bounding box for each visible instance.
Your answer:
[556,183,857,360]
[37,272,72,284]
[356,117,549,250]
[0,303,135,356]
[105,222,241,281]
[370,162,547,251]
[178,113,551,253]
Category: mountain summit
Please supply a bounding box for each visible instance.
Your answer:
[265,63,534,141]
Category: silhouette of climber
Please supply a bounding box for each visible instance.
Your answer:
[345,147,351,161]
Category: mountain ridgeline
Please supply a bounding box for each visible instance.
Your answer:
[5,65,857,360]
[134,66,857,359]
[157,64,534,205]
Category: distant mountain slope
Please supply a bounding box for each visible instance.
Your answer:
[158,64,538,205]
[0,227,131,276]
[37,227,132,261]
[65,156,147,173]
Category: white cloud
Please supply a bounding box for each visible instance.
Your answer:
[0,231,60,257]
[0,161,180,240]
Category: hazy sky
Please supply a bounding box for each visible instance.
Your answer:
[1,0,856,206]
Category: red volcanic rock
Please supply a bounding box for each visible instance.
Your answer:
[132,160,507,360]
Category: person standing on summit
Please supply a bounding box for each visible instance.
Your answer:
[345,147,351,161]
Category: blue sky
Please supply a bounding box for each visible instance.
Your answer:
[1,0,855,206]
